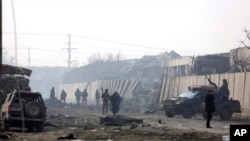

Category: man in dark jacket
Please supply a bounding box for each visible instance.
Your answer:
[205,89,215,128]
[218,79,229,100]
[81,89,88,107]
[75,88,81,107]
[101,89,110,115]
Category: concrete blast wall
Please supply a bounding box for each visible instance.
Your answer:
[159,72,250,116]
[58,80,140,104]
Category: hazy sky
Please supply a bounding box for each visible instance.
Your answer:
[3,0,250,67]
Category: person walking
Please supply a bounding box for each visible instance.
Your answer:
[110,92,121,115]
[75,88,81,107]
[95,89,100,108]
[205,89,215,128]
[81,89,88,107]
[101,88,110,115]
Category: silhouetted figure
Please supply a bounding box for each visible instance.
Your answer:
[50,87,55,99]
[110,92,121,115]
[75,88,81,107]
[218,79,229,100]
[205,90,215,128]
[81,89,88,107]
[95,89,100,107]
[101,89,110,115]
[60,89,67,103]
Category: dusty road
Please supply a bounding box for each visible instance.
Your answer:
[3,107,249,141]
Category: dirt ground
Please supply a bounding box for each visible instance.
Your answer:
[3,106,250,141]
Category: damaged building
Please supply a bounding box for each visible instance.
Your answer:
[230,47,250,72]
[161,53,230,77]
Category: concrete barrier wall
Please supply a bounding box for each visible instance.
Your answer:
[159,72,250,115]
[58,80,140,104]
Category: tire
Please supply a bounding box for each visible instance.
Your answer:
[2,119,10,131]
[182,107,193,119]
[219,107,231,120]
[36,122,44,132]
[165,111,175,118]
[25,101,43,118]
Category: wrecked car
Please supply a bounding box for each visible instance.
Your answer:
[163,85,241,120]
[1,91,46,131]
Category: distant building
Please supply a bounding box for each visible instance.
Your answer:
[161,53,230,77]
[192,54,230,75]
[161,56,193,77]
[230,47,250,72]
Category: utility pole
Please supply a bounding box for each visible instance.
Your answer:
[62,34,76,68]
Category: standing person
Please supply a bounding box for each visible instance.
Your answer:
[218,79,229,100]
[205,89,215,128]
[50,87,55,99]
[60,89,67,103]
[75,88,81,107]
[101,88,110,115]
[110,92,121,115]
[95,89,100,108]
[81,89,88,107]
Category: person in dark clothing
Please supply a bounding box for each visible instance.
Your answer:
[110,92,122,115]
[205,89,216,128]
[95,89,100,107]
[218,79,229,100]
[81,89,88,107]
[75,88,81,107]
[50,87,55,99]
[101,89,110,115]
[60,89,67,103]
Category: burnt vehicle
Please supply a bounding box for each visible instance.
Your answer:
[1,91,46,131]
[163,85,242,120]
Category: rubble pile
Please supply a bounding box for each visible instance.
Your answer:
[121,89,160,113]
[1,64,32,95]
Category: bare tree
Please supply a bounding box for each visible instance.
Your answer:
[87,52,101,64]
[233,28,250,72]
[105,53,114,62]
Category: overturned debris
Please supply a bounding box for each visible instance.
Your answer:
[100,115,143,126]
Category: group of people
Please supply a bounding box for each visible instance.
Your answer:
[50,86,122,115]
[74,88,89,107]
[205,78,230,128]
[50,87,68,103]
[100,88,122,115]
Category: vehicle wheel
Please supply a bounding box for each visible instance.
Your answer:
[182,107,193,119]
[25,101,43,118]
[165,111,175,118]
[2,119,10,131]
[219,107,231,120]
[36,122,44,132]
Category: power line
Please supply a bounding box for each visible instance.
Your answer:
[3,32,206,55]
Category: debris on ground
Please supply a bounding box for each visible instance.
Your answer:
[100,115,143,126]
